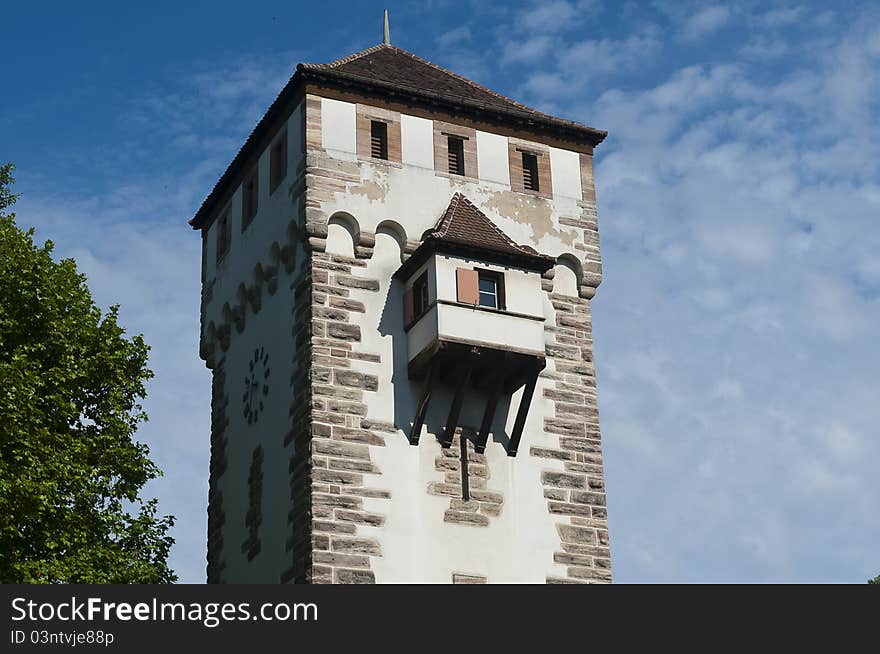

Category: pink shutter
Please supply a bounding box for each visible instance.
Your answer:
[456,268,479,305]
[403,288,414,327]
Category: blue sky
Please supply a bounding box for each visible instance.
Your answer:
[2,0,878,583]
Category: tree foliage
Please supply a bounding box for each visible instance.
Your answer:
[870,574,880,585]
[0,163,176,583]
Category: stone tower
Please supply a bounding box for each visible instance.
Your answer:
[190,42,609,584]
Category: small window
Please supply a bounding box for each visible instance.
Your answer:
[522,152,539,191]
[447,136,465,176]
[478,270,504,309]
[370,121,388,160]
[216,210,231,263]
[413,272,429,318]
[242,168,259,230]
[270,130,287,194]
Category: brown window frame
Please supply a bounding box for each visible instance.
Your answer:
[508,138,553,197]
[356,105,402,164]
[269,130,288,194]
[433,122,477,180]
[241,167,259,231]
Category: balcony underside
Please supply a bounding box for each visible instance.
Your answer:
[408,338,545,394]
[407,339,546,457]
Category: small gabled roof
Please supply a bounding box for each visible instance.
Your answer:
[396,193,555,279]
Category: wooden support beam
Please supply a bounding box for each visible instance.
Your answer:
[508,370,538,457]
[409,361,436,445]
[476,372,504,453]
[441,362,473,448]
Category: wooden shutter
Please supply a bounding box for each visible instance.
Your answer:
[456,268,479,305]
[403,288,414,327]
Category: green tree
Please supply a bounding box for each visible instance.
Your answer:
[0,163,175,583]
[870,574,880,585]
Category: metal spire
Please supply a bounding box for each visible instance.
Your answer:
[383,9,391,45]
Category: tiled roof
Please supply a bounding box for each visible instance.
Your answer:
[189,43,606,230]
[300,45,605,142]
[394,194,555,279]
[425,193,544,259]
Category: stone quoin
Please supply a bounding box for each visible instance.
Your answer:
[191,32,610,583]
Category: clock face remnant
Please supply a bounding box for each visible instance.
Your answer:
[242,346,270,425]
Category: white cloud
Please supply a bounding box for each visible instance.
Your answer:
[681,5,730,41]
[756,6,806,28]
[577,7,880,581]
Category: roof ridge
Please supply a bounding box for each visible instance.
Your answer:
[451,194,521,251]
[428,193,539,258]
[305,44,565,126]
[385,47,543,119]
[306,43,391,69]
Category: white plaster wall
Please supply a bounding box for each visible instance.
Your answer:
[549,146,582,201]
[476,130,510,186]
[198,103,306,582]
[216,271,299,583]
[407,304,438,361]
[325,222,356,257]
[321,223,569,583]
[303,143,583,260]
[202,104,303,342]
[436,304,544,355]
[321,98,356,155]
[553,261,579,297]
[401,114,434,170]
[434,254,543,317]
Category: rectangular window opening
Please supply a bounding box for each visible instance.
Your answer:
[216,210,230,263]
[242,169,259,230]
[477,270,504,309]
[370,120,388,160]
[447,136,465,176]
[270,130,287,194]
[413,272,429,319]
[522,151,539,192]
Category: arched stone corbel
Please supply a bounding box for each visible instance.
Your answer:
[541,267,555,292]
[355,230,375,259]
[401,239,421,262]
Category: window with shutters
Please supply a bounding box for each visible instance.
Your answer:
[522,152,539,191]
[216,209,231,263]
[269,130,287,194]
[447,136,465,176]
[370,120,388,160]
[242,167,259,230]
